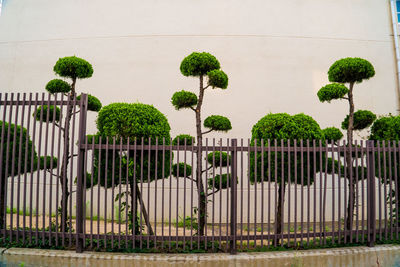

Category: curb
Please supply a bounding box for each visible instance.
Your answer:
[1,245,400,262]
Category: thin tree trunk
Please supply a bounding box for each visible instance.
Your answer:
[276,182,286,245]
[195,75,207,236]
[345,82,355,240]
[59,78,76,232]
[136,185,154,235]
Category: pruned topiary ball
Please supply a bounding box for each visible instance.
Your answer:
[171,90,198,110]
[33,105,61,122]
[172,134,195,146]
[317,83,349,103]
[45,79,71,94]
[341,110,377,130]
[96,103,171,141]
[54,56,94,79]
[322,127,343,142]
[207,69,228,89]
[206,151,231,167]
[172,163,192,178]
[370,115,400,141]
[180,52,220,76]
[208,174,236,190]
[328,57,375,83]
[204,115,232,132]
[77,94,102,112]
[251,113,324,144]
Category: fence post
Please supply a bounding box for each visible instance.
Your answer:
[230,139,238,254]
[76,94,87,253]
[367,140,376,247]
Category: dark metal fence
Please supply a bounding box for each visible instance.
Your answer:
[0,92,399,254]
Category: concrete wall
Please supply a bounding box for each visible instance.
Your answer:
[0,0,398,139]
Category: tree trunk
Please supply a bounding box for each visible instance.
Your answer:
[195,75,207,236]
[276,182,286,245]
[59,78,76,232]
[345,82,355,241]
[136,185,154,235]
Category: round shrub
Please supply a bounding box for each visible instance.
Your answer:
[328,57,375,83]
[207,70,228,89]
[53,56,93,79]
[207,174,237,190]
[317,83,349,103]
[180,52,220,76]
[171,90,198,110]
[45,79,71,94]
[77,94,102,112]
[322,127,343,142]
[206,151,231,167]
[93,103,171,187]
[97,103,171,141]
[251,113,324,142]
[204,115,232,132]
[172,134,195,146]
[0,121,36,178]
[370,115,400,141]
[341,110,376,130]
[250,113,325,183]
[172,163,192,178]
[33,105,61,122]
[39,156,58,170]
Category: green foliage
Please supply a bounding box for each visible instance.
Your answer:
[328,57,375,83]
[172,134,194,146]
[33,105,61,122]
[172,163,192,178]
[207,70,228,89]
[317,83,349,102]
[173,216,198,230]
[97,103,171,141]
[341,110,376,130]
[208,174,236,190]
[180,52,220,76]
[39,156,58,170]
[250,113,325,184]
[77,94,102,112]
[171,90,198,110]
[45,79,71,94]
[0,121,36,179]
[53,56,93,79]
[370,115,400,141]
[203,115,232,132]
[206,151,231,167]
[0,121,57,180]
[322,127,343,142]
[92,103,171,188]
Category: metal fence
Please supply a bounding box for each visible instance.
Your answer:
[0,92,399,254]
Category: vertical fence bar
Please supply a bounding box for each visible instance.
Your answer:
[16,94,27,243]
[0,93,8,241]
[367,140,376,247]
[230,139,237,254]
[76,94,87,253]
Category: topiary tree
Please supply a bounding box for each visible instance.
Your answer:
[317,57,375,234]
[0,121,57,229]
[34,56,101,232]
[250,113,327,243]
[171,52,231,235]
[91,102,172,235]
[369,114,400,226]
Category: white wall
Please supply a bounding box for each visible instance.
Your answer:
[0,0,398,139]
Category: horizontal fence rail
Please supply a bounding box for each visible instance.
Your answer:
[0,93,399,254]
